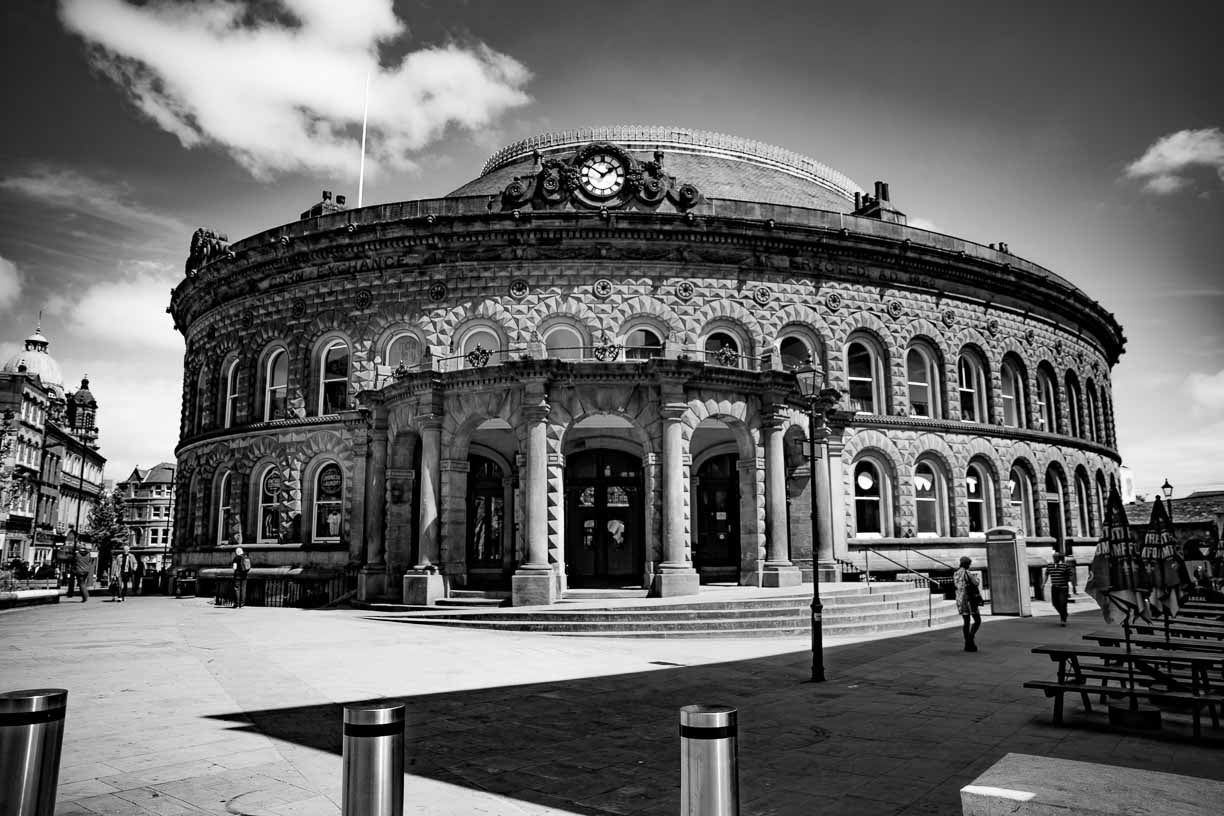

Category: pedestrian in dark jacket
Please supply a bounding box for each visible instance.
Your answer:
[70,544,92,602]
[1043,552,1075,625]
[232,547,251,609]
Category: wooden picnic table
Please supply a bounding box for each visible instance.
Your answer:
[1132,618,1224,639]
[1176,608,1224,621]
[1027,643,1224,737]
[1084,630,1224,655]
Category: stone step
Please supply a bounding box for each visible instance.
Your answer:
[435,597,510,608]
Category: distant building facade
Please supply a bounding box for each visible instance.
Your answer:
[169,126,1126,606]
[1,325,106,568]
[119,462,176,571]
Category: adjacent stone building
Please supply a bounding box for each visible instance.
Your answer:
[118,462,176,572]
[169,126,1125,605]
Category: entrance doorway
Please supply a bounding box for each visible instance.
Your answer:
[467,455,508,587]
[695,453,740,581]
[565,450,644,587]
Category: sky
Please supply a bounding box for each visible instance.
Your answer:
[0,0,1221,500]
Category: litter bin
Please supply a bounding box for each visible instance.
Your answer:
[0,689,68,816]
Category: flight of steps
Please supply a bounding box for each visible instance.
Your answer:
[376,582,963,638]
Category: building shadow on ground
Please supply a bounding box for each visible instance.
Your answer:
[207,618,1224,816]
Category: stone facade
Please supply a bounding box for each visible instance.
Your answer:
[169,127,1124,603]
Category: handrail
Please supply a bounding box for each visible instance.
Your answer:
[862,548,941,628]
[905,548,958,571]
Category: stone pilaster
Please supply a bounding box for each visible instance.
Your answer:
[513,395,556,606]
[652,400,699,598]
[760,410,801,587]
[404,417,443,605]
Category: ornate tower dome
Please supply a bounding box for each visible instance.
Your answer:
[68,376,100,449]
[2,321,65,398]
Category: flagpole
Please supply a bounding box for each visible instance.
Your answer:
[357,68,370,208]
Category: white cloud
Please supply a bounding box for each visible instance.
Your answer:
[0,167,187,235]
[59,0,532,180]
[907,217,942,234]
[1187,368,1224,418]
[1124,127,1224,194]
[0,256,22,311]
[64,266,182,351]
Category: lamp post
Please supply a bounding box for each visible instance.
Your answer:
[794,360,842,683]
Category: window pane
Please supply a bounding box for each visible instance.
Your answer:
[625,329,662,361]
[387,335,421,368]
[779,337,810,370]
[545,327,582,359]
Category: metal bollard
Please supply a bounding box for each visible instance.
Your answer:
[679,704,739,816]
[0,689,68,816]
[342,702,404,816]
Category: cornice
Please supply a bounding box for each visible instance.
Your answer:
[175,415,344,458]
[845,413,1122,462]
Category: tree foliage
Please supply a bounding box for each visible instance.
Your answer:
[86,487,129,567]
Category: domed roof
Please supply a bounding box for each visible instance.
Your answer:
[2,323,64,395]
[448,125,863,210]
[72,377,97,407]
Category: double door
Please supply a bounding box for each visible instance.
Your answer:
[565,451,643,586]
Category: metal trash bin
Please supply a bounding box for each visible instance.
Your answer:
[1,689,68,816]
[343,702,404,816]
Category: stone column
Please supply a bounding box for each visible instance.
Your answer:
[513,399,556,606]
[357,418,389,601]
[404,418,444,605]
[761,414,801,587]
[652,402,699,597]
[813,391,844,583]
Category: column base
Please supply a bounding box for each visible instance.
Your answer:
[512,567,557,607]
[761,562,803,588]
[816,561,840,584]
[403,571,445,606]
[650,568,699,598]
[357,565,387,602]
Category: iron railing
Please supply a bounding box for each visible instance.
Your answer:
[861,548,942,626]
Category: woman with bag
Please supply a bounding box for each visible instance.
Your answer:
[954,555,983,652]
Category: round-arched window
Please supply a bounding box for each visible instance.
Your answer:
[544,325,583,360]
[779,336,811,370]
[705,332,740,367]
[313,463,344,541]
[625,328,663,361]
[386,333,422,370]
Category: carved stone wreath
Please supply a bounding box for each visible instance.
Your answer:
[465,345,492,368]
[593,278,613,299]
[509,279,529,299]
[752,286,771,306]
[290,298,306,317]
[676,280,695,301]
[886,300,904,319]
[428,282,448,302]
[825,293,843,312]
[355,289,373,310]
[942,309,957,328]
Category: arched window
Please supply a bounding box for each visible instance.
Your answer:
[966,462,995,535]
[1000,358,1027,428]
[1085,383,1100,443]
[779,336,813,371]
[846,338,886,414]
[264,348,288,421]
[1045,468,1066,550]
[957,352,988,423]
[704,331,741,367]
[624,327,663,361]
[852,459,889,537]
[313,462,343,542]
[906,344,941,418]
[1095,471,1107,534]
[194,368,208,433]
[386,333,422,371]
[460,327,501,368]
[1008,467,1035,536]
[223,359,240,428]
[318,339,350,415]
[1075,470,1093,536]
[258,467,284,544]
[1065,374,1083,438]
[1036,366,1059,433]
[543,325,583,360]
[215,471,233,546]
[914,460,947,536]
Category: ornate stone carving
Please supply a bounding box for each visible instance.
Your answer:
[942,308,957,327]
[752,286,771,306]
[591,332,622,361]
[593,278,613,299]
[185,228,230,277]
[355,289,373,310]
[465,345,492,368]
[291,298,306,317]
[825,293,843,312]
[428,282,448,302]
[986,318,999,336]
[1025,328,1036,345]
[676,280,695,301]
[886,299,904,319]
[509,278,529,299]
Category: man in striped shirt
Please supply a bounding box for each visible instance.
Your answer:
[1043,552,1075,625]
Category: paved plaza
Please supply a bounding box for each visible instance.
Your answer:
[2,593,1221,815]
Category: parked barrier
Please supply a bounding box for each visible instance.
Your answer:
[342,702,404,816]
[679,704,739,816]
[0,689,68,816]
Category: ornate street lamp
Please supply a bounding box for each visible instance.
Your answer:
[1161,478,1174,523]
[793,360,842,683]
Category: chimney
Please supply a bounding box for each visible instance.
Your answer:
[874,181,886,202]
[322,190,332,201]
[336,195,346,206]
[854,192,862,209]
[881,182,890,201]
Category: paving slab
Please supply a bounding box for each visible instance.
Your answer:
[1,592,1221,815]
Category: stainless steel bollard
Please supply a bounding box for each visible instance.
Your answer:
[0,689,68,816]
[342,702,404,816]
[679,704,739,816]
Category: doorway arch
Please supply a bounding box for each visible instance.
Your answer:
[694,452,740,581]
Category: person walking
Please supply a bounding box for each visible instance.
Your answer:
[133,557,146,595]
[232,547,251,609]
[110,546,137,602]
[954,555,983,652]
[69,543,92,603]
[1043,552,1075,625]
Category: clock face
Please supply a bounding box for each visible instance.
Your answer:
[579,153,626,197]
